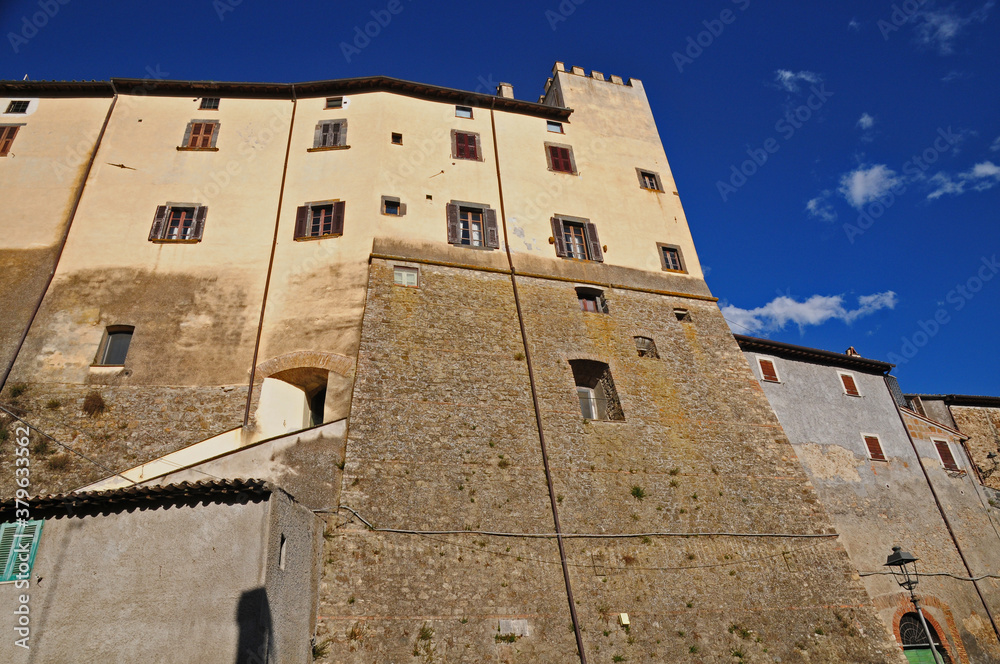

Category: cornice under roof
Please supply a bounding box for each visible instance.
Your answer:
[0,75,572,120]
[906,394,1000,408]
[734,334,894,374]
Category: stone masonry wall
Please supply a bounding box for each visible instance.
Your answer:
[317,258,906,663]
[951,406,1000,491]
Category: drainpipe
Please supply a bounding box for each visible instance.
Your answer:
[243,91,297,427]
[489,100,588,664]
[886,376,1000,646]
[1,87,119,391]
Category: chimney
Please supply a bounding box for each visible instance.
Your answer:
[496,82,514,99]
[845,347,860,357]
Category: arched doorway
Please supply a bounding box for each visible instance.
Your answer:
[899,612,951,664]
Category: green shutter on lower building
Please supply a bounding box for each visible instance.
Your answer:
[0,520,43,582]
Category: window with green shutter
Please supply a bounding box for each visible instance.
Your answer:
[0,520,43,583]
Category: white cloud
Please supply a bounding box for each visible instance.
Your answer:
[805,191,837,222]
[848,18,862,32]
[912,1,994,55]
[991,136,1000,152]
[773,69,821,93]
[722,292,898,334]
[838,164,903,209]
[857,113,876,130]
[927,161,1000,199]
[941,70,971,82]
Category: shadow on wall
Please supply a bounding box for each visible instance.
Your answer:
[236,587,273,664]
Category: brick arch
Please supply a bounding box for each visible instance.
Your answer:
[885,593,966,664]
[254,351,354,384]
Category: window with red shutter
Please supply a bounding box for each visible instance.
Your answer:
[547,144,575,173]
[935,440,959,471]
[758,358,779,382]
[864,435,886,461]
[0,125,19,156]
[840,373,860,396]
[452,131,479,160]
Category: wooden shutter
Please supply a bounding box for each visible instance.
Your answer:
[759,359,778,382]
[551,217,568,257]
[469,133,479,160]
[208,122,220,148]
[550,146,572,172]
[331,201,346,235]
[841,374,860,396]
[149,205,168,240]
[192,206,208,240]
[864,436,886,461]
[313,122,324,148]
[294,205,310,239]
[446,204,461,243]
[935,441,959,471]
[337,119,347,146]
[584,222,603,262]
[484,209,499,248]
[0,126,18,155]
[182,122,194,148]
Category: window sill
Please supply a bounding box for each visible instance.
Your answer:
[294,233,343,241]
[176,146,219,152]
[307,145,351,152]
[869,457,888,463]
[452,156,484,162]
[382,212,404,217]
[90,365,125,375]
[661,268,687,274]
[761,378,781,384]
[844,393,862,398]
[548,168,578,175]
[451,243,497,251]
[151,239,201,244]
[641,186,665,193]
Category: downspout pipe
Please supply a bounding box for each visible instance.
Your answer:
[489,99,588,664]
[887,376,1000,647]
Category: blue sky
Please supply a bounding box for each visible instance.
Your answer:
[3,0,998,395]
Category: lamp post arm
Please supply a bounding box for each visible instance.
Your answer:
[912,594,944,664]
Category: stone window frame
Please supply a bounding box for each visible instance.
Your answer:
[576,286,608,314]
[756,356,781,383]
[381,195,406,217]
[309,119,349,151]
[544,141,577,174]
[551,215,603,262]
[446,200,499,250]
[636,168,664,192]
[657,243,686,273]
[451,129,483,161]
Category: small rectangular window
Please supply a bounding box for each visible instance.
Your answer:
[934,440,960,471]
[577,287,608,314]
[381,196,405,216]
[637,169,663,191]
[97,326,134,366]
[5,100,29,114]
[673,308,691,323]
[758,358,779,382]
[326,97,344,109]
[658,243,686,273]
[393,266,419,287]
[0,125,19,156]
[294,201,346,240]
[0,520,43,583]
[391,132,403,145]
[278,534,287,570]
[635,336,659,358]
[455,105,473,118]
[547,121,563,133]
[864,435,886,461]
[840,373,860,396]
[199,97,220,110]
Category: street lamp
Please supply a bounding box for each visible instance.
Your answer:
[884,546,944,664]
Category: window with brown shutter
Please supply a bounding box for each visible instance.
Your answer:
[445,202,498,249]
[294,201,346,240]
[840,373,861,396]
[148,204,207,242]
[550,216,603,262]
[310,120,348,150]
[758,358,779,382]
[546,144,575,173]
[935,440,959,471]
[0,125,19,156]
[864,435,886,461]
[452,130,480,161]
[180,120,220,150]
